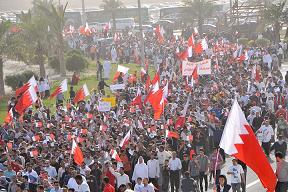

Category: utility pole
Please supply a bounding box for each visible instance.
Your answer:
[138,0,145,67]
[81,0,86,25]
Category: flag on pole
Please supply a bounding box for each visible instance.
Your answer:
[71,139,84,166]
[73,84,90,104]
[50,79,68,99]
[119,129,131,148]
[219,100,276,192]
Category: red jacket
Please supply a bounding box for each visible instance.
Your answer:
[104,184,115,192]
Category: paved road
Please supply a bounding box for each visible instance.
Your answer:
[208,62,288,192]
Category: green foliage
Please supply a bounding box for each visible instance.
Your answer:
[65,50,88,72]
[100,0,123,10]
[48,56,60,72]
[238,38,249,45]
[5,71,36,90]
[255,38,270,47]
[248,40,256,47]
[261,0,287,24]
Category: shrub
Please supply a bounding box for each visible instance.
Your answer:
[238,38,249,45]
[255,38,270,47]
[5,71,36,91]
[248,40,255,47]
[65,50,88,72]
[48,56,60,72]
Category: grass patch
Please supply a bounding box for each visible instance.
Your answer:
[0,61,155,123]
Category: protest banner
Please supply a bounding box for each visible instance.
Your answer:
[110,84,125,91]
[98,102,111,112]
[182,59,211,76]
[102,97,116,107]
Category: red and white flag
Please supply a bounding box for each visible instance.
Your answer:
[140,67,147,77]
[50,79,68,99]
[137,120,144,129]
[176,49,188,61]
[110,149,122,162]
[119,129,131,148]
[195,38,208,54]
[192,65,199,80]
[252,65,261,82]
[15,86,38,114]
[175,96,190,129]
[131,87,142,107]
[15,76,38,97]
[150,83,168,120]
[73,84,90,104]
[220,100,276,192]
[145,81,160,104]
[32,135,41,142]
[71,139,84,166]
[4,109,13,124]
[113,65,129,82]
[188,34,195,57]
[155,25,164,44]
[84,22,92,36]
[165,130,180,139]
[30,150,39,157]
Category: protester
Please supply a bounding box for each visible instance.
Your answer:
[275,152,288,192]
[3,20,288,192]
[227,159,245,192]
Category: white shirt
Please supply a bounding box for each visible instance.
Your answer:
[78,182,90,192]
[168,158,182,171]
[228,164,244,184]
[139,184,155,192]
[23,170,39,184]
[134,183,144,192]
[157,150,171,165]
[67,178,79,191]
[132,163,148,181]
[109,167,130,188]
[147,159,160,178]
[80,166,91,176]
[44,165,57,178]
[258,125,274,142]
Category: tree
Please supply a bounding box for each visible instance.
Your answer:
[183,0,216,36]
[0,21,21,96]
[101,0,123,34]
[262,0,287,43]
[18,10,49,77]
[33,0,67,76]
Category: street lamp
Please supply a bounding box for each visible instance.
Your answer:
[138,0,145,67]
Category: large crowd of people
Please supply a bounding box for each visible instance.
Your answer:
[1,24,288,192]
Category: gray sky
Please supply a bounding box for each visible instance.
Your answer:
[0,0,178,12]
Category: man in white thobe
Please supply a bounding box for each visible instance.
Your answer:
[103,59,111,79]
[147,153,160,187]
[111,47,117,63]
[132,156,148,182]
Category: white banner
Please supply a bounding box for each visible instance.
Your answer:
[182,59,211,76]
[98,102,111,112]
[110,84,125,91]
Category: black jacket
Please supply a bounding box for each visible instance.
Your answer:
[181,178,199,192]
[216,184,231,192]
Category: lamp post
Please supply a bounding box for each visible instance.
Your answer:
[138,0,145,67]
[82,0,86,25]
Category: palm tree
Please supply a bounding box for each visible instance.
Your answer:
[0,21,22,96]
[18,10,49,77]
[183,0,216,36]
[33,0,67,76]
[100,0,123,34]
[262,0,287,43]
